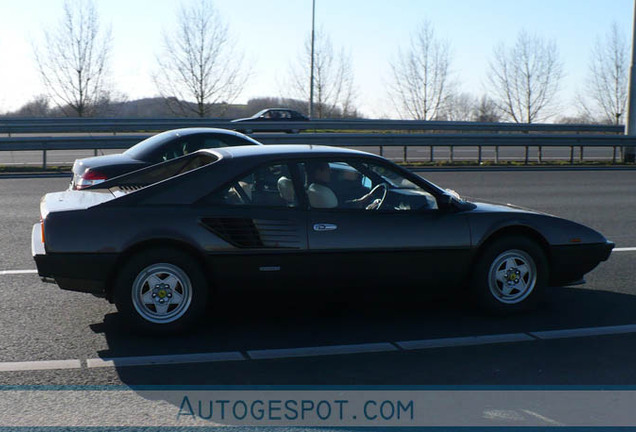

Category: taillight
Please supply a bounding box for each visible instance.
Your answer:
[40,219,45,244]
[75,169,108,190]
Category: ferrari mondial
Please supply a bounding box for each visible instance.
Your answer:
[32,145,613,333]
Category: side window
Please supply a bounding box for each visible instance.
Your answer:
[199,138,226,150]
[186,135,250,153]
[301,160,438,211]
[214,135,257,147]
[155,139,188,162]
[301,161,371,210]
[209,163,298,208]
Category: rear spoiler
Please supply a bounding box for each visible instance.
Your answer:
[85,151,219,191]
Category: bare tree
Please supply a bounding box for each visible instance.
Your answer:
[154,0,247,117]
[488,30,563,123]
[473,95,501,122]
[287,29,357,119]
[582,23,628,125]
[10,95,51,117]
[439,92,476,121]
[389,21,452,120]
[34,0,112,117]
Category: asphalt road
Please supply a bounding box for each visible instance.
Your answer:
[0,169,634,391]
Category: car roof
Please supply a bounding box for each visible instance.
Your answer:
[202,144,374,161]
[161,127,257,138]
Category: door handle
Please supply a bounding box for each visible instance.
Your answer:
[313,223,337,232]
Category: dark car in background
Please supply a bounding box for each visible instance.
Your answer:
[33,145,613,333]
[71,128,262,189]
[231,108,309,133]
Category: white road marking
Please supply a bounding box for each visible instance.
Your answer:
[482,409,526,422]
[0,359,81,372]
[86,351,245,368]
[247,342,398,360]
[614,247,636,252]
[0,270,37,275]
[520,409,565,426]
[2,322,636,372]
[396,333,534,350]
[529,324,636,340]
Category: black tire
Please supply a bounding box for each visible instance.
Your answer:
[114,248,208,334]
[471,236,548,314]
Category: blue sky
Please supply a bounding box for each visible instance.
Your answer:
[0,0,633,117]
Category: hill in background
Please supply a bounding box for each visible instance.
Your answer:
[1,96,361,119]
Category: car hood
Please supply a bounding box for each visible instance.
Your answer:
[72,153,146,175]
[466,199,610,246]
[467,199,545,215]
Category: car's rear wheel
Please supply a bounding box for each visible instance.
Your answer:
[114,248,208,333]
[471,236,547,313]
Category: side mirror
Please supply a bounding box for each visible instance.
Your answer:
[444,188,461,200]
[438,189,461,210]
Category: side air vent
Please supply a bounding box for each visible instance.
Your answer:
[118,184,145,192]
[201,218,300,249]
[253,219,301,248]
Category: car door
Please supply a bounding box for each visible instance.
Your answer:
[196,161,309,291]
[301,159,472,289]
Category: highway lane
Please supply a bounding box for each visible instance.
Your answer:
[0,171,634,387]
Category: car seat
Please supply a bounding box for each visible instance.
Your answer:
[307,183,338,208]
[277,177,296,206]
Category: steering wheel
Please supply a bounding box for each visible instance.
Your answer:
[365,183,388,210]
[233,182,252,204]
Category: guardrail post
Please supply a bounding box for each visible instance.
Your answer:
[450,146,454,163]
[478,146,482,164]
[379,146,383,157]
[570,146,574,164]
[613,146,617,164]
[495,146,499,164]
[580,146,584,162]
[538,146,543,163]
[42,150,47,170]
[524,146,529,165]
[430,146,434,163]
[403,145,407,163]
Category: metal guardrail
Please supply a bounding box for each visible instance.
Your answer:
[1,133,635,168]
[0,117,625,134]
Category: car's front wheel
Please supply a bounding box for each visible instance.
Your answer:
[471,236,547,314]
[114,248,208,333]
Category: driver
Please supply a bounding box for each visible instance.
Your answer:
[306,162,338,208]
[306,162,385,209]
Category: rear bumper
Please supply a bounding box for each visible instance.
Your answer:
[32,223,116,295]
[549,240,614,286]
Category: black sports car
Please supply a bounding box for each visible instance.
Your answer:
[231,108,309,133]
[33,145,613,333]
[70,128,262,189]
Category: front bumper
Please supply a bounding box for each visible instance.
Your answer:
[549,240,614,286]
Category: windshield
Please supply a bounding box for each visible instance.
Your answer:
[123,130,177,161]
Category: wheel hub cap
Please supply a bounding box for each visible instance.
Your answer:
[488,249,537,305]
[506,269,521,285]
[131,263,193,324]
[152,283,173,304]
